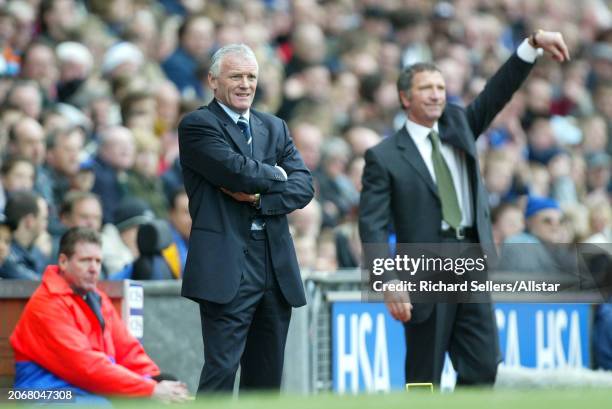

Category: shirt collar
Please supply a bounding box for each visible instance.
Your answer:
[405,118,439,144]
[216,100,250,123]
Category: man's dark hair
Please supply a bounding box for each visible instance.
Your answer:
[60,191,101,218]
[59,227,102,258]
[4,191,40,231]
[491,202,521,225]
[396,62,441,108]
[120,90,154,124]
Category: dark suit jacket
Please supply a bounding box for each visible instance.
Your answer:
[359,53,534,321]
[178,100,313,307]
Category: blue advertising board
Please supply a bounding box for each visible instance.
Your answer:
[332,302,591,393]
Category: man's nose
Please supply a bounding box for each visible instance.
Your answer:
[431,88,444,100]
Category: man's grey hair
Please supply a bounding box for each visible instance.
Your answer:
[209,44,259,77]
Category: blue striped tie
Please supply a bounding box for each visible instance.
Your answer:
[237,116,252,155]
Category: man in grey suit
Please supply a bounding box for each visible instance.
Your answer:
[359,31,569,385]
[178,44,313,393]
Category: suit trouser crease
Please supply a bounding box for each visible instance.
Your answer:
[198,230,291,392]
[404,237,499,386]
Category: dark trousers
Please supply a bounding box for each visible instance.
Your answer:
[404,235,499,386]
[197,230,291,393]
[404,302,498,385]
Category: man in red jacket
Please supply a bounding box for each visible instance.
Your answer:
[10,227,189,403]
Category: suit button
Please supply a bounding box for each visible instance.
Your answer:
[243,249,248,255]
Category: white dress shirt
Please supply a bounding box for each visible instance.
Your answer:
[403,39,541,230]
[405,119,474,229]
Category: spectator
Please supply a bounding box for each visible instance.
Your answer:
[19,42,58,102]
[3,191,49,279]
[121,90,157,132]
[0,156,35,195]
[4,80,43,120]
[91,126,135,223]
[8,117,54,204]
[55,41,94,103]
[101,197,154,276]
[154,81,181,170]
[499,196,571,274]
[45,126,85,209]
[126,129,168,218]
[37,0,82,45]
[59,191,103,232]
[9,227,189,403]
[491,202,525,251]
[316,137,358,227]
[585,152,611,201]
[161,15,215,99]
[165,187,190,277]
[0,221,23,279]
[291,122,323,172]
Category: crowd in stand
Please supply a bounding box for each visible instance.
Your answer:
[0,0,609,282]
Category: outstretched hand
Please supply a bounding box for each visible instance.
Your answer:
[534,30,570,62]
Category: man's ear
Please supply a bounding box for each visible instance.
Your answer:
[58,253,68,271]
[398,90,411,110]
[208,72,217,93]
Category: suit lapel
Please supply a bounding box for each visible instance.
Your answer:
[208,100,251,156]
[250,113,269,161]
[396,127,439,198]
[438,111,477,159]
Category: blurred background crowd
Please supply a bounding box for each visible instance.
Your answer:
[0,0,610,281]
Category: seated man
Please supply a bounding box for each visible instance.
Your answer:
[10,227,189,403]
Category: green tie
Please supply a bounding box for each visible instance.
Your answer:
[428,130,462,229]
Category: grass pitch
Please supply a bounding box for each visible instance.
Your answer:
[4,388,612,408]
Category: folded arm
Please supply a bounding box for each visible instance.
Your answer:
[179,115,286,194]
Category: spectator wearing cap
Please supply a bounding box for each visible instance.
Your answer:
[498,196,568,274]
[101,197,154,276]
[161,15,215,99]
[91,126,135,224]
[101,41,144,79]
[55,41,94,103]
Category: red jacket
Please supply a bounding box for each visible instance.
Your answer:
[10,265,159,396]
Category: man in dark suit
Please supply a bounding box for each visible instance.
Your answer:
[178,44,313,394]
[359,31,569,385]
